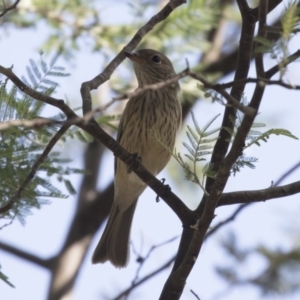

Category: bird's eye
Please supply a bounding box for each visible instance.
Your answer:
[151,55,161,63]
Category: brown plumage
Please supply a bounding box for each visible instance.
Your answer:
[92,49,182,267]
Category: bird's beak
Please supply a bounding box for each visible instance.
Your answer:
[124,51,144,64]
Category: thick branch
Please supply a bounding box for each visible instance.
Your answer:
[46,141,110,300]
[160,1,268,298]
[219,180,300,206]
[77,120,192,224]
[203,1,257,194]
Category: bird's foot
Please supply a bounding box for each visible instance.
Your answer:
[156,178,171,202]
[127,153,142,174]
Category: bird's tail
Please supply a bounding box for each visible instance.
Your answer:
[92,200,137,268]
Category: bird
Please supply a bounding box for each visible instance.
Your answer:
[92,49,182,267]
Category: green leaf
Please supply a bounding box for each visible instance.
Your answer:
[30,59,42,80]
[183,142,196,157]
[64,179,76,195]
[202,114,220,133]
[246,128,298,148]
[190,110,202,135]
[0,270,15,288]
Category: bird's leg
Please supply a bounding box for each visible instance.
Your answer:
[127,153,142,173]
[156,178,171,202]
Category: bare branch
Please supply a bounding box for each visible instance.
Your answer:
[255,0,268,78]
[0,117,62,131]
[0,240,53,269]
[132,236,179,283]
[274,160,300,186]
[116,236,179,299]
[90,68,190,115]
[190,289,201,300]
[203,0,256,196]
[215,77,300,90]
[218,180,300,206]
[266,49,300,79]
[189,71,256,116]
[160,1,260,298]
[0,0,19,17]
[98,67,256,116]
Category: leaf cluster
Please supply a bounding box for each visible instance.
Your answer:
[0,53,82,225]
[173,111,219,194]
[226,100,298,175]
[254,1,300,77]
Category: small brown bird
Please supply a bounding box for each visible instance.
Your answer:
[92,49,182,267]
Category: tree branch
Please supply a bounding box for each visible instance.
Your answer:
[113,255,176,300]
[189,71,256,116]
[159,1,261,298]
[274,160,300,186]
[0,0,19,17]
[0,240,53,269]
[203,0,257,195]
[205,203,251,239]
[219,180,300,206]
[46,141,111,300]
[0,62,192,228]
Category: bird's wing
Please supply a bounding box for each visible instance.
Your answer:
[114,114,125,174]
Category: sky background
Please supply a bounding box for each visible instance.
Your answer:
[1,1,300,300]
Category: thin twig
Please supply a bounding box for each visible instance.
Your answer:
[0,0,19,17]
[132,236,179,283]
[274,160,300,186]
[214,76,300,90]
[218,180,300,206]
[113,255,176,300]
[0,118,62,131]
[205,203,251,239]
[117,236,179,300]
[189,71,256,116]
[190,289,201,300]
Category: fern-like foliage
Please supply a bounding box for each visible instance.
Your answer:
[0,52,83,226]
[0,265,14,288]
[245,128,298,149]
[255,1,300,78]
[230,155,258,176]
[172,111,220,194]
[225,98,298,175]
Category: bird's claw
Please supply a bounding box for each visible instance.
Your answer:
[156,178,171,202]
[127,153,142,174]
